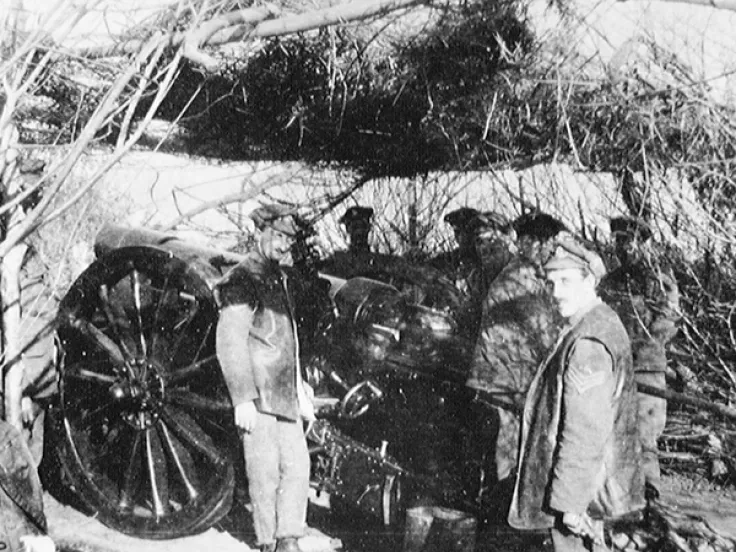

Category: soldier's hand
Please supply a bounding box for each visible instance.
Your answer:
[562,512,587,536]
[234,401,258,434]
[21,396,41,427]
[562,512,602,543]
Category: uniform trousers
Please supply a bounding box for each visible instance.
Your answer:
[635,371,667,491]
[242,411,310,547]
[551,519,609,552]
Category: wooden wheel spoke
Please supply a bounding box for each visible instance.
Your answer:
[119,432,143,511]
[129,269,149,359]
[160,406,225,465]
[55,247,235,537]
[77,401,115,429]
[190,322,213,369]
[65,362,117,386]
[172,294,199,332]
[144,426,170,518]
[149,270,175,357]
[165,355,217,386]
[98,284,136,362]
[66,314,127,367]
[157,422,198,501]
[166,388,231,412]
[169,301,201,355]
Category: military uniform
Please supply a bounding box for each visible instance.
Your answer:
[0,420,47,552]
[431,208,514,355]
[319,206,399,280]
[215,205,312,552]
[466,212,566,484]
[509,240,644,552]
[599,217,680,497]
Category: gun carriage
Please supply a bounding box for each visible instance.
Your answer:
[48,225,492,539]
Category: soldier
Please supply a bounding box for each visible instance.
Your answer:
[319,206,459,314]
[431,207,512,296]
[431,208,514,350]
[466,211,567,502]
[341,205,374,255]
[319,205,389,279]
[599,216,680,501]
[430,207,481,288]
[509,237,644,552]
[18,246,59,465]
[215,204,315,552]
[0,419,51,552]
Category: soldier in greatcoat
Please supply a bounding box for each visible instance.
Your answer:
[319,205,399,280]
[466,212,567,489]
[215,204,315,552]
[599,216,680,501]
[0,419,49,552]
[431,207,514,353]
[509,237,644,552]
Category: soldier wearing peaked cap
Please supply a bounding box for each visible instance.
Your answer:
[444,207,481,229]
[215,203,314,552]
[430,207,515,360]
[250,204,300,236]
[543,237,608,281]
[610,216,652,243]
[339,206,374,254]
[340,205,374,225]
[466,211,566,502]
[319,205,403,281]
[512,211,569,242]
[432,207,514,296]
[509,236,644,552]
[599,215,680,502]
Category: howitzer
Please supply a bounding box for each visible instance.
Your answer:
[47,224,483,540]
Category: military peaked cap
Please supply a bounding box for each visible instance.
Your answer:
[610,216,653,242]
[340,206,374,225]
[544,237,607,280]
[469,211,509,233]
[512,211,568,240]
[444,207,481,229]
[250,204,299,236]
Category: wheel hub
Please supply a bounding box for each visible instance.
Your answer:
[111,359,166,429]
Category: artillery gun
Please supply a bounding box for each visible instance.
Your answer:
[47,225,492,539]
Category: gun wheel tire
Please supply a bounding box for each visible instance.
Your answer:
[51,246,236,539]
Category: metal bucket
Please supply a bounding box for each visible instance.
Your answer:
[403,506,477,552]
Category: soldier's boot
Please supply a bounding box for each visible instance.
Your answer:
[275,537,302,552]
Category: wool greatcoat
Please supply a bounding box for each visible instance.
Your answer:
[599,260,680,491]
[0,419,47,552]
[215,252,306,420]
[466,256,563,484]
[508,301,645,531]
[215,250,312,547]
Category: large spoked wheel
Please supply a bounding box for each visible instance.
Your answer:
[50,246,237,538]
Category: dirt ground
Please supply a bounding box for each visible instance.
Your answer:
[45,473,736,552]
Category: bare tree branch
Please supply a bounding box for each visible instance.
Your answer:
[75,0,429,67]
[623,0,736,12]
[157,163,303,231]
[182,4,281,71]
[0,33,169,259]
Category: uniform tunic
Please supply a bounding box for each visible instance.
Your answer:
[215,252,310,547]
[599,260,680,489]
[466,257,563,482]
[509,301,644,533]
[431,239,514,360]
[0,420,47,552]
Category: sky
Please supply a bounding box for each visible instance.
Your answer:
[540,0,736,102]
